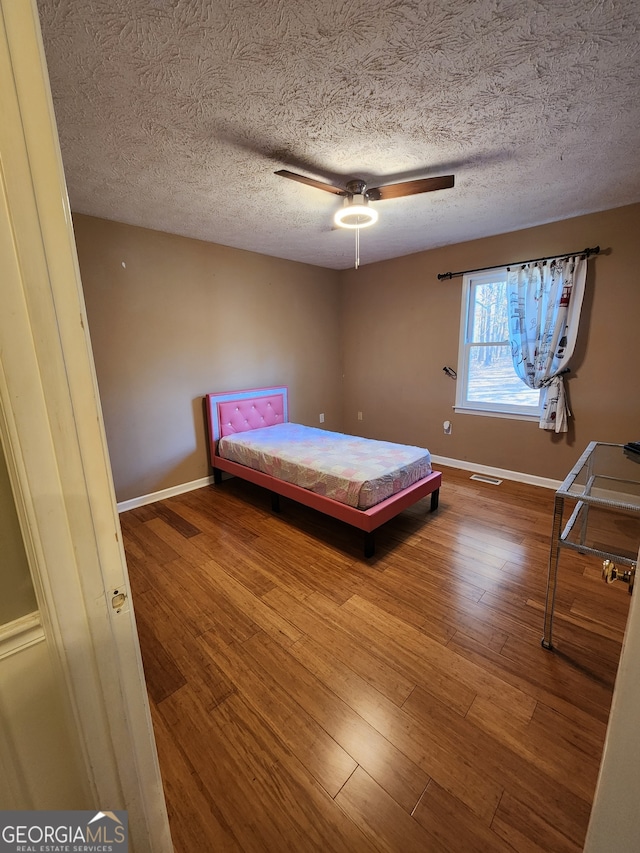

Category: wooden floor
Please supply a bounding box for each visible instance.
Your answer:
[121,465,632,852]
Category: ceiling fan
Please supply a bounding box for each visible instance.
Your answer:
[275,169,455,229]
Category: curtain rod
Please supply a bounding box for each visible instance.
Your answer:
[437,245,600,281]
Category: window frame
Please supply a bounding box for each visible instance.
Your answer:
[454,267,542,420]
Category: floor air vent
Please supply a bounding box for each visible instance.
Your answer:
[470,474,503,485]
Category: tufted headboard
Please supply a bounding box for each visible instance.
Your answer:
[205,386,288,457]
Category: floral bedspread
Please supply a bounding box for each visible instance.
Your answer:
[218,422,432,509]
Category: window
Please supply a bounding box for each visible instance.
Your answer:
[455,268,541,418]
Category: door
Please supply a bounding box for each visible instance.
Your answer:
[0,2,171,849]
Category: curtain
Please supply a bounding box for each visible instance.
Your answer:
[507,255,587,433]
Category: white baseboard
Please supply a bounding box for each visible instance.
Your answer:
[430,454,561,491]
[117,475,214,513]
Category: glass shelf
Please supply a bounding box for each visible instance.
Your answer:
[558,442,640,509]
[542,442,640,650]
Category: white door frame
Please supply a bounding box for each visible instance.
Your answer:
[0,2,171,849]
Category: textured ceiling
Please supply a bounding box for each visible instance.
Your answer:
[37,0,640,270]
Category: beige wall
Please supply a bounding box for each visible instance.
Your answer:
[76,204,640,501]
[74,215,343,502]
[0,442,37,625]
[340,203,640,481]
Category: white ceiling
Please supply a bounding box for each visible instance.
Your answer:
[37,0,640,270]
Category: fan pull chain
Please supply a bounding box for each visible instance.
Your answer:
[355,225,360,269]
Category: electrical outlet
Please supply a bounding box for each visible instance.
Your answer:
[319,413,325,423]
[443,420,452,435]
[357,411,363,420]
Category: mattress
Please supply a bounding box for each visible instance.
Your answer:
[217,422,432,509]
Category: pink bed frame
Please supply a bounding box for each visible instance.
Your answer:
[205,386,441,557]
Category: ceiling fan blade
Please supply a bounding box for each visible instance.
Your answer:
[368,175,455,201]
[275,169,345,196]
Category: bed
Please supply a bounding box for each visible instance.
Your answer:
[205,386,441,557]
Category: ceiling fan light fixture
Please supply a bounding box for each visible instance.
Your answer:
[333,193,378,229]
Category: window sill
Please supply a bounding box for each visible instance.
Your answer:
[453,406,540,422]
